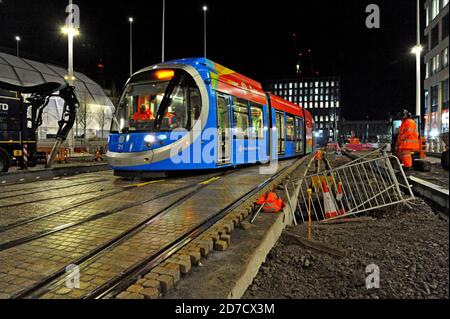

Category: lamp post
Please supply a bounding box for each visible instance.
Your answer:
[414,0,422,118]
[162,0,165,62]
[203,5,207,58]
[129,17,134,77]
[15,36,21,57]
[52,0,79,166]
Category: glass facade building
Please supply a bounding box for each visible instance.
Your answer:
[424,0,449,152]
[266,76,341,146]
[0,51,115,140]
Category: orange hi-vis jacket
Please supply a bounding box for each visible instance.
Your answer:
[257,192,285,214]
[397,119,420,151]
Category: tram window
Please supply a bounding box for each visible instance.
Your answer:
[232,97,249,139]
[188,86,201,129]
[295,117,304,153]
[250,103,264,139]
[286,115,295,142]
[111,69,202,133]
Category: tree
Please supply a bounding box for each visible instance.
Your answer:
[75,95,94,142]
[95,107,112,139]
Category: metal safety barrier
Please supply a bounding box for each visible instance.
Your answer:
[285,154,415,222]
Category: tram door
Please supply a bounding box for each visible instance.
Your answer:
[276,112,285,155]
[217,93,232,164]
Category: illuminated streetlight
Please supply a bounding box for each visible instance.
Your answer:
[61,26,80,37]
[15,36,20,57]
[414,0,421,118]
[203,5,207,57]
[411,45,423,55]
[162,0,165,62]
[129,17,133,76]
[62,0,80,156]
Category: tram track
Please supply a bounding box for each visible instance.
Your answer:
[0,171,108,188]
[0,187,113,210]
[0,178,110,200]
[88,159,299,299]
[0,173,228,252]
[10,169,236,299]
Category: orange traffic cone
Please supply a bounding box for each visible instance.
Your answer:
[322,180,339,219]
[336,182,346,216]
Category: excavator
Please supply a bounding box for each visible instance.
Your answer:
[0,80,78,172]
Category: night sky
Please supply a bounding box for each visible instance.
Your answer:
[0,0,421,120]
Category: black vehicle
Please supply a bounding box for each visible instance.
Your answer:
[0,81,78,172]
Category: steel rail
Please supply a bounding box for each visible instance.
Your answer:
[0,178,110,199]
[88,158,306,299]
[10,170,236,299]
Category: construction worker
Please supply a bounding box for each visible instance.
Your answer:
[396,110,420,170]
[132,104,153,122]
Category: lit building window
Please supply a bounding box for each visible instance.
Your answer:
[331,82,335,87]
[320,102,324,108]
[432,0,440,20]
[315,102,319,109]
[336,101,340,108]
[315,81,319,87]
[443,48,449,68]
[289,89,292,96]
[320,116,323,122]
[289,83,293,89]
[325,116,329,122]
[325,102,329,108]
[274,84,278,89]
[315,115,319,122]
[331,101,335,108]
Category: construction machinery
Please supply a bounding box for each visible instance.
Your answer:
[0,80,78,172]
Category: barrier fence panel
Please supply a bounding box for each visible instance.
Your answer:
[285,155,415,223]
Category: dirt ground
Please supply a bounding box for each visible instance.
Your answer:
[244,153,449,300]
[244,199,448,299]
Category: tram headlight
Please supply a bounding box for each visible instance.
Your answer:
[157,134,168,141]
[144,135,156,146]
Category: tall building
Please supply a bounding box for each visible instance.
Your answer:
[424,0,449,152]
[266,76,341,146]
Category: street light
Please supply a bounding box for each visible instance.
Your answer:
[129,17,134,77]
[15,36,20,57]
[162,0,165,62]
[61,25,79,86]
[203,5,207,58]
[414,0,421,118]
[58,0,80,162]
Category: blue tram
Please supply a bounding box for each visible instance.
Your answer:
[107,58,314,177]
